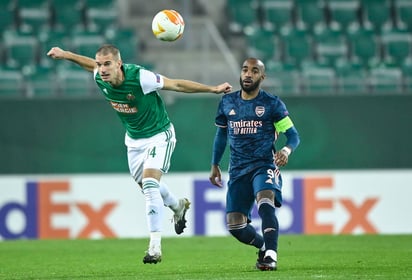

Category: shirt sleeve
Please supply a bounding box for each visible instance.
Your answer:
[215,99,228,127]
[139,69,164,94]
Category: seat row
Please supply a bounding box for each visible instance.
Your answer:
[246,24,412,70]
[263,59,412,95]
[0,59,155,98]
[0,0,118,35]
[1,59,410,98]
[0,27,140,70]
[0,65,97,98]
[227,0,412,35]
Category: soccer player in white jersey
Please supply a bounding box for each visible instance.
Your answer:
[209,58,300,271]
[47,44,232,264]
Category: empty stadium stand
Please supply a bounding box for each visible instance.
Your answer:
[0,0,411,97]
[0,0,140,97]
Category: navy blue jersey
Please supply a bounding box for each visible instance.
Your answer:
[215,89,290,178]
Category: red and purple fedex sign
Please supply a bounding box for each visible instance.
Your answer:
[0,181,117,240]
[1,171,410,240]
[193,177,379,235]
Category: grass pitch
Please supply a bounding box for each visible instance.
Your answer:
[0,235,411,280]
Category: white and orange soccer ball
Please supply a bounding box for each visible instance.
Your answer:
[151,9,185,42]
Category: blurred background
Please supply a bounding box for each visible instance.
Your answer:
[0,0,411,173]
[1,0,412,239]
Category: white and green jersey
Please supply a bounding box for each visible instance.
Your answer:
[94,64,170,139]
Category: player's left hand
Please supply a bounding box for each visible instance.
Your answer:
[274,150,289,167]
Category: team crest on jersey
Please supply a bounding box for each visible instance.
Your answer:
[127,93,135,101]
[255,106,265,117]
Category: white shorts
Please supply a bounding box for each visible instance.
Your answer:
[125,124,176,183]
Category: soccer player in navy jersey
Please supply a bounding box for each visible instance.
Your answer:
[209,58,300,271]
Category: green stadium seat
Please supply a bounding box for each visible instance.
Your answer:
[369,65,403,94]
[328,0,360,33]
[301,63,337,94]
[85,0,118,32]
[347,26,380,68]
[265,61,302,95]
[17,0,51,33]
[38,29,70,64]
[0,2,17,34]
[401,59,412,92]
[71,32,105,57]
[335,60,368,93]
[0,0,13,9]
[84,0,115,9]
[0,68,25,97]
[245,28,278,62]
[295,0,327,34]
[313,25,348,67]
[86,10,118,32]
[381,29,412,67]
[280,26,314,68]
[56,68,94,97]
[361,0,392,34]
[25,65,57,97]
[51,1,85,31]
[227,0,259,34]
[17,0,49,8]
[3,31,39,69]
[261,0,293,33]
[105,28,139,62]
[395,0,412,32]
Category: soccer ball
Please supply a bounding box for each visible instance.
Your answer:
[151,10,185,42]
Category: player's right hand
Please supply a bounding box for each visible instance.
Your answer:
[47,47,66,59]
[209,165,223,188]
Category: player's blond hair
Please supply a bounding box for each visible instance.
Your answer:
[96,44,121,61]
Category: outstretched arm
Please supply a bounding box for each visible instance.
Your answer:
[162,76,232,94]
[47,47,96,72]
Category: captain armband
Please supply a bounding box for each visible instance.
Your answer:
[274,116,294,133]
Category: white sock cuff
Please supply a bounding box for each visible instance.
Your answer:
[142,177,160,190]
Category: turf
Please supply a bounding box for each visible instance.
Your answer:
[0,235,411,280]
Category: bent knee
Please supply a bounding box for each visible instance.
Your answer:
[226,212,247,227]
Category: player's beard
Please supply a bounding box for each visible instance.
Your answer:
[240,77,260,93]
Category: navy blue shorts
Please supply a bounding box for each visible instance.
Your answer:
[226,166,283,219]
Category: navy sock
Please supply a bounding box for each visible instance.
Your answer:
[229,224,264,249]
[258,203,279,251]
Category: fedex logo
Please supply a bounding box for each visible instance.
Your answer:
[194,177,379,235]
[0,181,117,240]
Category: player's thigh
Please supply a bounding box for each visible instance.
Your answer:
[253,167,283,207]
[127,144,146,184]
[226,175,255,219]
[143,125,176,173]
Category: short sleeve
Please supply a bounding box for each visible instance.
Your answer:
[215,98,227,127]
[139,69,164,94]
